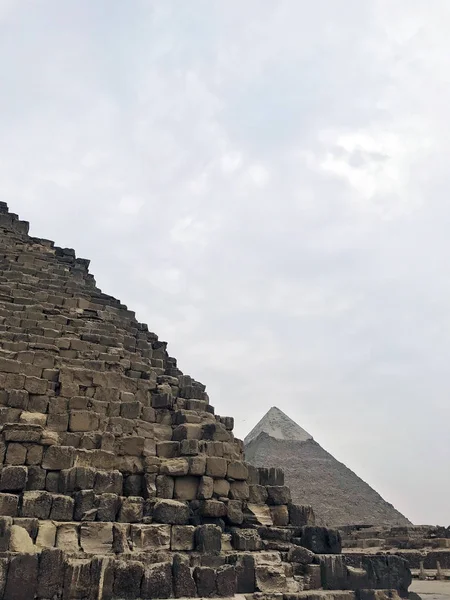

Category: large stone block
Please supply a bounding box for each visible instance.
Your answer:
[288,503,315,526]
[194,566,216,597]
[21,490,52,519]
[118,496,144,523]
[132,524,171,550]
[141,561,173,599]
[270,504,289,526]
[301,526,342,554]
[249,484,268,504]
[0,465,27,491]
[229,480,249,500]
[266,485,291,505]
[171,525,195,551]
[4,554,38,600]
[37,549,64,599]
[196,524,222,554]
[42,445,75,469]
[0,517,12,552]
[227,460,248,480]
[0,493,19,516]
[198,476,214,499]
[201,499,227,518]
[153,499,189,525]
[189,455,206,476]
[216,565,236,597]
[50,494,75,521]
[232,528,263,551]
[206,457,227,478]
[113,560,144,599]
[160,458,189,476]
[9,524,35,553]
[97,493,121,522]
[173,553,197,598]
[80,522,113,554]
[69,410,100,432]
[94,469,123,494]
[174,475,199,501]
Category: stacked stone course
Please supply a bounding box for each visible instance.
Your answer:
[0,203,411,599]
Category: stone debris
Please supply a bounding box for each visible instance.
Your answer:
[0,202,411,599]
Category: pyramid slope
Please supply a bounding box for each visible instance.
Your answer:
[244,406,313,445]
[245,411,411,527]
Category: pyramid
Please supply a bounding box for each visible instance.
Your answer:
[0,204,411,599]
[245,407,411,528]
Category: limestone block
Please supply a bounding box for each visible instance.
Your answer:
[26,465,46,490]
[5,442,27,465]
[157,441,180,458]
[266,485,292,505]
[180,439,199,455]
[74,490,97,521]
[144,456,161,473]
[189,455,206,476]
[201,499,227,518]
[19,411,47,426]
[142,406,156,422]
[46,412,69,431]
[46,471,60,492]
[173,553,197,598]
[171,525,195,551]
[50,494,75,521]
[247,504,273,526]
[194,566,216,597]
[288,546,315,564]
[120,401,141,419]
[36,520,57,549]
[255,564,287,593]
[21,490,52,519]
[154,424,173,441]
[3,423,42,443]
[233,554,256,593]
[232,528,263,551]
[160,458,189,476]
[153,499,189,525]
[8,389,28,409]
[172,423,202,441]
[75,448,116,470]
[0,465,28,491]
[113,523,131,553]
[227,460,248,480]
[206,457,227,478]
[37,548,64,599]
[4,554,38,600]
[124,474,143,496]
[0,493,19,516]
[227,499,244,525]
[141,561,173,599]
[56,523,80,552]
[113,560,144,598]
[216,565,237,597]
[96,493,121,522]
[249,484,268,504]
[230,480,249,500]
[94,469,123,495]
[213,478,230,498]
[69,410,100,432]
[131,523,171,551]
[118,496,144,523]
[174,475,199,501]
[270,504,289,526]
[9,524,35,552]
[41,429,59,445]
[301,526,342,554]
[288,503,316,526]
[196,524,222,554]
[198,475,214,500]
[24,376,48,395]
[42,445,75,469]
[203,441,224,457]
[80,522,113,554]
[115,436,145,456]
[156,474,174,499]
[26,444,43,465]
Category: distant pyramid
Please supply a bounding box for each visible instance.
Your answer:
[244,406,411,527]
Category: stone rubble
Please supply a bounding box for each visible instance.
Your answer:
[0,203,411,599]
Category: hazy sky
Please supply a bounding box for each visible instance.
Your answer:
[1,0,449,525]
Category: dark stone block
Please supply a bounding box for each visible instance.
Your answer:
[74,489,97,521]
[266,485,291,505]
[96,493,121,522]
[0,465,27,491]
[124,474,143,496]
[153,499,189,525]
[259,467,284,486]
[113,560,144,599]
[195,524,222,554]
[0,517,12,551]
[141,561,173,599]
[301,526,342,554]
[288,503,315,526]
[288,546,315,564]
[4,554,38,600]
[216,565,236,597]
[173,554,197,598]
[38,549,64,599]
[194,566,216,597]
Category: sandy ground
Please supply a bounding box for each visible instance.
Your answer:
[410,580,450,600]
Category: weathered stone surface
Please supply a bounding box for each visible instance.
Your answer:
[9,524,35,552]
[301,526,342,554]
[4,554,38,600]
[118,496,144,523]
[80,522,113,554]
[173,553,197,598]
[194,566,216,597]
[142,562,173,599]
[113,560,144,599]
[22,490,52,519]
[198,475,214,499]
[174,475,199,500]
[50,494,75,520]
[37,548,65,599]
[160,458,189,476]
[0,493,19,516]
[232,528,262,551]
[153,499,189,524]
[171,525,195,551]
[216,565,236,597]
[196,524,222,554]
[266,485,292,505]
[0,465,27,491]
[270,504,289,526]
[132,524,171,551]
[288,545,315,564]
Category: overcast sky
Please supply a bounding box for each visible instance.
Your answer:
[1,0,449,525]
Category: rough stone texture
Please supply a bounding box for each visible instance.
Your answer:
[245,407,411,527]
[0,204,412,600]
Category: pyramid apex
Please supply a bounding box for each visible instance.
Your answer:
[244,406,313,445]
